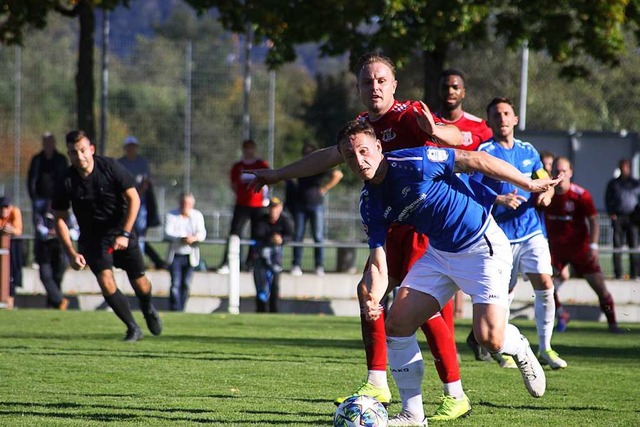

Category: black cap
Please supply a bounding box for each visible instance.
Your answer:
[0,196,12,207]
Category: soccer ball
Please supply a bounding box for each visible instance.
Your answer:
[333,394,388,427]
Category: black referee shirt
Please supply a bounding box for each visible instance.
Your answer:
[52,156,136,239]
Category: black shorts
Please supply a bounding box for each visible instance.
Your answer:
[79,233,146,279]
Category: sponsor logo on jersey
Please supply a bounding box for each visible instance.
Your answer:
[381,128,397,142]
[522,159,532,167]
[401,186,410,197]
[427,148,449,163]
[383,206,392,218]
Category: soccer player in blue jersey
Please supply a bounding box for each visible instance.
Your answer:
[337,119,560,426]
[475,97,567,370]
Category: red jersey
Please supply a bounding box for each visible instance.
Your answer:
[544,183,597,248]
[434,111,492,151]
[357,100,439,151]
[230,158,269,207]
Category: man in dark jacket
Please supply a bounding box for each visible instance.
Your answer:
[605,158,640,279]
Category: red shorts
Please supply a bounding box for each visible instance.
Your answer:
[550,244,601,277]
[385,223,429,281]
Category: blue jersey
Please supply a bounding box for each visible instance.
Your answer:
[475,138,546,242]
[360,147,496,253]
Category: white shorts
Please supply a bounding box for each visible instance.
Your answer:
[509,233,553,290]
[401,217,512,309]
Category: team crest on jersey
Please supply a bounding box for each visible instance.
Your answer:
[462,131,473,146]
[427,148,449,163]
[381,128,397,142]
[564,200,575,212]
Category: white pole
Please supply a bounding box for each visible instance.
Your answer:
[184,40,192,193]
[518,40,529,131]
[13,46,21,205]
[242,27,253,141]
[99,10,110,156]
[268,69,276,167]
[227,234,241,314]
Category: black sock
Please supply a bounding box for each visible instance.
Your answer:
[134,287,153,313]
[105,289,137,329]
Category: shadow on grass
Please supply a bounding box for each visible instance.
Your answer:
[0,399,332,425]
[478,400,613,413]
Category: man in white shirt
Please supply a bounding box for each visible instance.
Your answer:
[164,192,207,311]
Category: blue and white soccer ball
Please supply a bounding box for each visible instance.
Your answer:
[333,394,388,427]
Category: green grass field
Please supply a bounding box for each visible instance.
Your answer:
[0,310,638,426]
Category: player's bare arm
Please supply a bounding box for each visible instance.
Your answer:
[362,246,389,321]
[114,187,140,251]
[453,149,563,193]
[414,101,462,147]
[54,210,86,270]
[248,145,344,191]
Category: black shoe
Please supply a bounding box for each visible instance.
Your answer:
[143,306,163,336]
[124,326,143,342]
[466,331,492,361]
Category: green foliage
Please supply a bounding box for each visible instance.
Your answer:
[0,311,638,426]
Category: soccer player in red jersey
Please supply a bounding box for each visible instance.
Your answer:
[217,139,270,273]
[250,53,472,421]
[435,69,493,152]
[544,157,621,333]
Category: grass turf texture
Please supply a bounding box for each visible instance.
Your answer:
[0,311,638,426]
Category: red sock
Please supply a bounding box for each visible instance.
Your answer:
[361,311,387,371]
[440,299,455,336]
[599,294,617,325]
[420,313,460,383]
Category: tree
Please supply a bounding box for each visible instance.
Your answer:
[0,0,129,141]
[185,0,640,108]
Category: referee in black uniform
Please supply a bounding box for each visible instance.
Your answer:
[53,130,162,342]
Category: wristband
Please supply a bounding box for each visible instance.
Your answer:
[589,243,599,250]
[120,230,132,239]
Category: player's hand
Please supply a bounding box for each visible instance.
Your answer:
[527,173,564,193]
[113,235,130,251]
[496,190,527,209]
[536,192,553,207]
[413,101,436,136]
[362,299,383,322]
[247,169,281,193]
[70,253,87,270]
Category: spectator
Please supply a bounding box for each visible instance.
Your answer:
[217,139,269,274]
[0,196,23,310]
[544,157,621,333]
[252,197,293,313]
[164,192,207,311]
[118,136,165,269]
[604,158,640,279]
[33,202,79,310]
[53,130,162,342]
[290,141,343,277]
[27,132,68,229]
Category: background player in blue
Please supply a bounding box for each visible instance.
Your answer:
[475,97,567,369]
[338,120,561,426]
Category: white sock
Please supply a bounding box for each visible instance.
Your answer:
[387,335,425,421]
[498,323,527,358]
[443,380,464,399]
[534,288,555,352]
[366,370,388,389]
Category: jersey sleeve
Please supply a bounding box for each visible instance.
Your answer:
[111,158,136,192]
[422,147,455,180]
[51,172,71,211]
[581,189,597,217]
[360,186,387,249]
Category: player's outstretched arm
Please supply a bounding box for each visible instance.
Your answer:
[248,145,344,191]
[454,149,563,193]
[414,101,462,147]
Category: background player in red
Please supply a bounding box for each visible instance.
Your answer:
[217,139,269,274]
[435,69,493,152]
[544,157,621,333]
[250,52,471,421]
